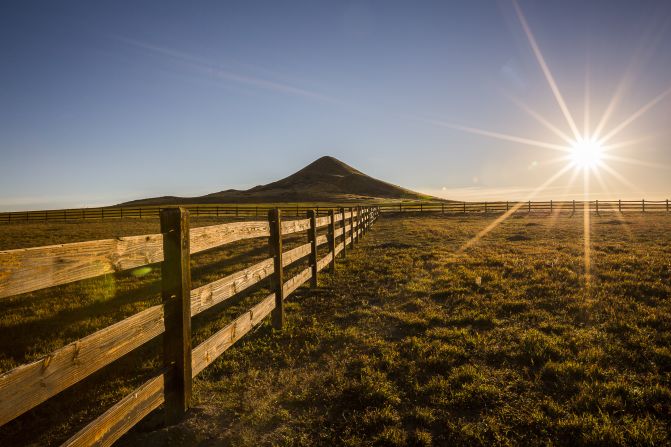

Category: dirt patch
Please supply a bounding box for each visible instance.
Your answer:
[507,234,531,242]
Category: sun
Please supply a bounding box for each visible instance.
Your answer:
[569,138,603,169]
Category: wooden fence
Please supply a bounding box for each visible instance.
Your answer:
[0,206,379,446]
[0,199,668,223]
[380,199,671,214]
[0,204,354,223]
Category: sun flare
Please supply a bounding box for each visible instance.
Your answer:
[569,138,603,169]
[427,0,671,291]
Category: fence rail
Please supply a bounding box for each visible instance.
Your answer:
[0,206,379,446]
[0,199,668,224]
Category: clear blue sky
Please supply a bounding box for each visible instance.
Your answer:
[1,0,671,210]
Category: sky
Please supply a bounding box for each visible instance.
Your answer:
[1,0,671,211]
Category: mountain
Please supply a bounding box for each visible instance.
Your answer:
[120,156,439,205]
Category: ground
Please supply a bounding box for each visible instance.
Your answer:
[1,213,670,446]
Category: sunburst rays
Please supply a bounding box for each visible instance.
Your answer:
[427,0,669,288]
[512,0,582,140]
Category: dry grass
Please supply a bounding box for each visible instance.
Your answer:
[1,213,670,446]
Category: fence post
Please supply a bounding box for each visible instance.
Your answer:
[463,202,466,214]
[268,209,284,329]
[484,201,487,214]
[363,207,367,231]
[442,203,445,214]
[307,210,318,288]
[361,206,366,238]
[358,206,363,240]
[596,200,599,215]
[550,200,553,214]
[354,206,360,244]
[365,208,369,234]
[642,199,645,213]
[349,207,355,248]
[667,199,669,213]
[328,210,336,273]
[160,207,192,425]
[619,200,621,212]
[339,207,346,259]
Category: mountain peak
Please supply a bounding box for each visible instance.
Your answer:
[120,155,440,205]
[300,156,362,176]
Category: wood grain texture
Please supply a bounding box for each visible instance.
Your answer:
[61,371,166,447]
[315,216,331,228]
[190,221,270,254]
[0,304,165,426]
[190,258,274,316]
[0,234,164,299]
[282,242,311,267]
[283,266,312,297]
[280,218,310,235]
[317,252,333,272]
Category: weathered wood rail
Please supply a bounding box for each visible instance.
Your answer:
[0,199,668,223]
[0,206,379,446]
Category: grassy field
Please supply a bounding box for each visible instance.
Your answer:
[1,213,670,445]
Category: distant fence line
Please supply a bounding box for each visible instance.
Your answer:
[0,206,379,446]
[0,199,669,223]
[380,199,671,214]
